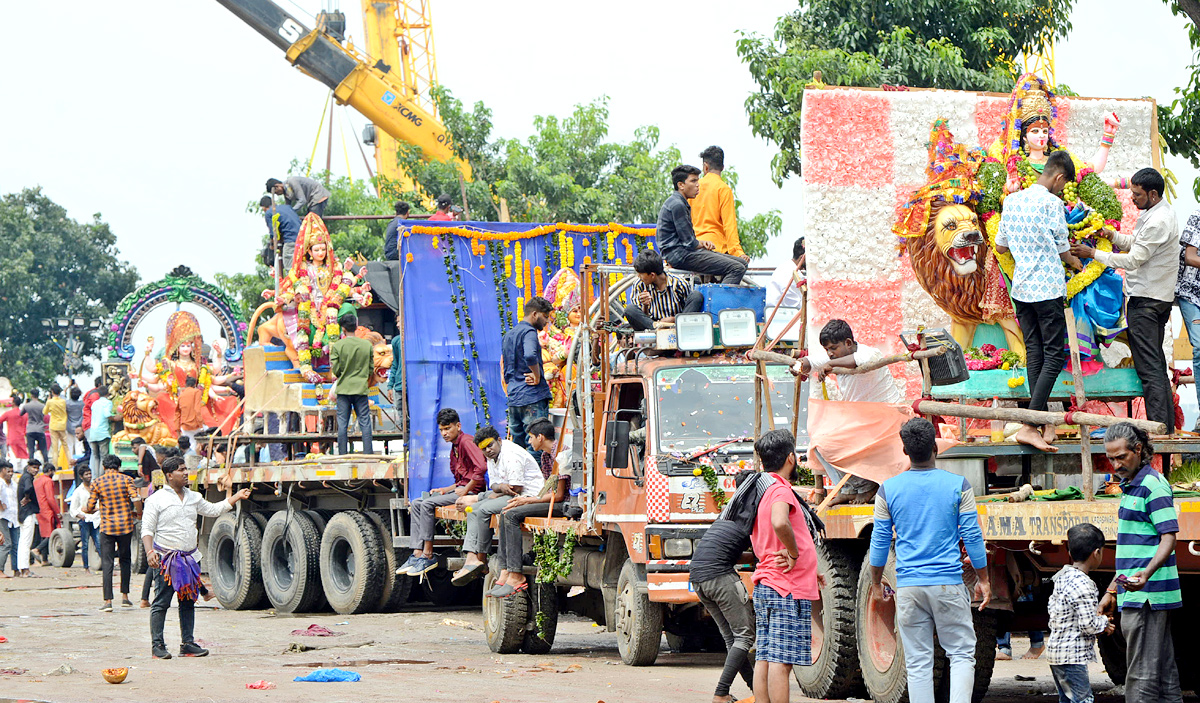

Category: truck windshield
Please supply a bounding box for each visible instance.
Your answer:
[654,365,797,453]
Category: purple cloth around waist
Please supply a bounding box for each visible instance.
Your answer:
[155,543,202,600]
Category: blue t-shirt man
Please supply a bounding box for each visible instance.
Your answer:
[500,298,553,453]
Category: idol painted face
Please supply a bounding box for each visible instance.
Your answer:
[1026,125,1050,151]
[178,342,193,358]
[311,242,327,263]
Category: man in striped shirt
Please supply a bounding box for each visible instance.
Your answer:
[1098,422,1182,703]
[623,250,703,331]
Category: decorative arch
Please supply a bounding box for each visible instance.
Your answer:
[105,266,248,363]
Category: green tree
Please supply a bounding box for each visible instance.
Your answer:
[723,169,783,258]
[738,0,1075,184]
[0,188,138,389]
[1159,0,1200,198]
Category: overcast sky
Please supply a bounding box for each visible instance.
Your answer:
[1,0,1195,287]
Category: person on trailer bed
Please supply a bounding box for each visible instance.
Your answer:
[622,250,704,331]
[398,408,487,578]
[656,164,746,285]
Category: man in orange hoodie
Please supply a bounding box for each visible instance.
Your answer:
[174,377,205,441]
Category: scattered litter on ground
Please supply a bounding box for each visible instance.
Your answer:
[291,624,345,637]
[1014,674,1037,681]
[246,680,276,690]
[0,667,29,675]
[0,636,7,643]
[44,664,79,676]
[293,667,362,682]
[283,658,430,668]
[334,621,349,625]
[440,618,477,630]
[284,639,375,654]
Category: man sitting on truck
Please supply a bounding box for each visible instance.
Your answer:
[450,425,544,586]
[623,250,704,331]
[656,164,746,286]
[795,319,903,506]
[397,408,487,578]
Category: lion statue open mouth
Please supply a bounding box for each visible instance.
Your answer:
[936,205,985,276]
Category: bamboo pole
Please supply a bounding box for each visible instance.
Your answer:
[1064,309,1095,501]
[914,400,1165,434]
[749,346,946,376]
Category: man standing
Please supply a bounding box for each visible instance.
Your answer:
[260,196,302,271]
[428,194,456,221]
[87,386,113,471]
[81,376,103,472]
[45,384,67,469]
[330,309,374,456]
[657,165,746,285]
[501,296,553,454]
[766,237,805,310]
[623,250,704,330]
[33,462,61,565]
[691,146,748,261]
[143,457,250,659]
[65,385,84,460]
[398,408,487,578]
[266,176,331,218]
[21,390,47,465]
[87,453,138,611]
[383,201,411,261]
[1174,208,1200,431]
[870,418,990,703]
[1074,168,1180,434]
[1098,422,1183,703]
[750,429,821,703]
[995,151,1083,452]
[0,462,17,577]
[16,459,40,575]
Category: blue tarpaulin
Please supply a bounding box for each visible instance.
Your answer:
[397,221,655,496]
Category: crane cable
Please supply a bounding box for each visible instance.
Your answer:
[306,91,333,177]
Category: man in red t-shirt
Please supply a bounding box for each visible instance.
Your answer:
[750,429,823,703]
[80,376,103,472]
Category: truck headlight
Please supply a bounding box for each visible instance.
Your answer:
[663,538,693,558]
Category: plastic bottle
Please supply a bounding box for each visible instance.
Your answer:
[990,396,1004,443]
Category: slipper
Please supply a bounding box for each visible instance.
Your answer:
[497,582,528,599]
[450,562,488,587]
[487,584,514,599]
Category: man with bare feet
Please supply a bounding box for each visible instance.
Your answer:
[994,150,1084,452]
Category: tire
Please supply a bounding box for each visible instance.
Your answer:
[856,551,908,703]
[319,511,386,614]
[522,581,558,654]
[48,527,75,568]
[132,520,148,574]
[968,609,998,703]
[614,560,663,666]
[795,541,864,699]
[208,512,267,610]
[483,558,526,654]
[303,510,329,535]
[260,511,324,613]
[364,511,411,612]
[1097,625,1127,685]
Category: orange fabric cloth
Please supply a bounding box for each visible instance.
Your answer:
[156,365,239,435]
[174,387,205,432]
[808,399,958,484]
[690,172,743,257]
[33,473,61,536]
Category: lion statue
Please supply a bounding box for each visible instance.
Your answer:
[112,390,178,447]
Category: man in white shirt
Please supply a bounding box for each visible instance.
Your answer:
[0,462,17,577]
[1072,167,1180,434]
[68,465,102,574]
[794,319,905,505]
[451,426,545,586]
[766,237,805,310]
[142,456,250,659]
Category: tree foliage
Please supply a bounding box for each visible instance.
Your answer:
[1159,0,1200,199]
[738,0,1075,184]
[0,188,138,389]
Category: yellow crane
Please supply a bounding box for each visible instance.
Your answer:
[215,0,465,186]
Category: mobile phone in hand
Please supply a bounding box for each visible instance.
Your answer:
[1115,574,1131,586]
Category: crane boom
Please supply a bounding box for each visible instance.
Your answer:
[214,0,460,170]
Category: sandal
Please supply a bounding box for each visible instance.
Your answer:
[450,562,488,587]
[498,582,528,599]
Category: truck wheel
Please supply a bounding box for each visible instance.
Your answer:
[365,512,411,612]
[261,511,323,613]
[522,581,558,654]
[208,512,267,610]
[615,560,663,666]
[319,511,385,614]
[483,559,526,654]
[132,520,148,574]
[856,551,907,703]
[795,542,864,699]
[968,609,998,703]
[48,527,75,568]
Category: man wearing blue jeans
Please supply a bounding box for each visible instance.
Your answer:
[1177,209,1200,432]
[330,310,374,456]
[500,296,553,454]
[870,418,991,703]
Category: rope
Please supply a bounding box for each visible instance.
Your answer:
[306,91,333,177]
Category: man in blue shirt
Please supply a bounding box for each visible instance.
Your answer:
[260,196,302,271]
[500,296,553,454]
[383,201,411,261]
[656,165,746,285]
[870,418,990,703]
[994,150,1083,452]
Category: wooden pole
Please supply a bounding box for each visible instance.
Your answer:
[1065,309,1095,501]
[913,400,1165,434]
[749,347,946,375]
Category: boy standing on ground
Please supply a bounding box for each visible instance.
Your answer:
[994,150,1083,452]
[87,454,138,611]
[750,429,822,703]
[870,418,990,703]
[398,408,486,578]
[1046,522,1115,703]
[1098,422,1183,703]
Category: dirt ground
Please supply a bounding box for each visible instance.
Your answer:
[0,566,1191,703]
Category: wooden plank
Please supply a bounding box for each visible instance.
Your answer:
[1064,308,1094,501]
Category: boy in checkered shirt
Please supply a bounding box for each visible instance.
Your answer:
[1046,522,1114,703]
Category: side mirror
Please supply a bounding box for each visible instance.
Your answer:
[605,420,630,470]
